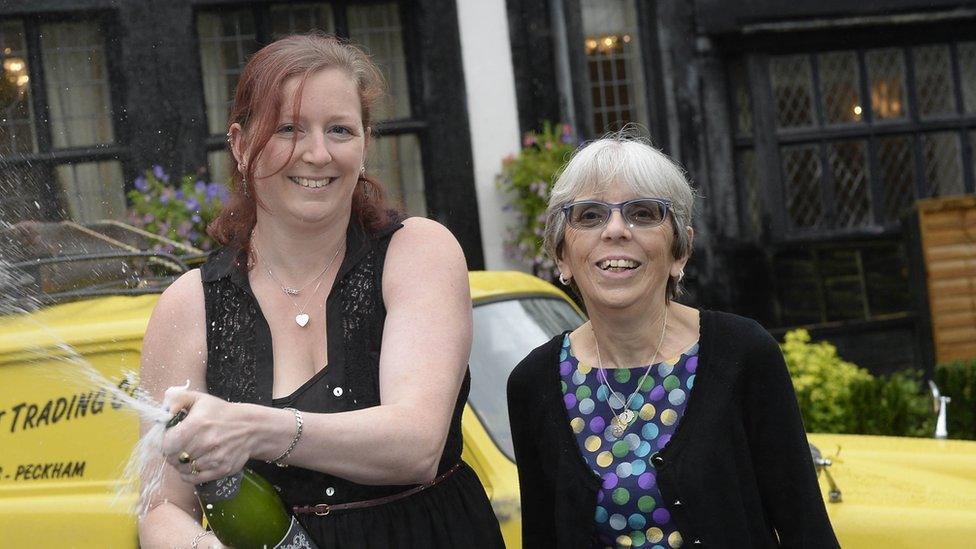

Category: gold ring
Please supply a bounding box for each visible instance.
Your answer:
[190,460,200,476]
[178,451,192,464]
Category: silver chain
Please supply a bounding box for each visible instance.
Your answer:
[592,306,668,433]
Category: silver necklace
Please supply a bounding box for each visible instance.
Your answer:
[593,306,668,438]
[251,239,343,327]
[258,245,336,296]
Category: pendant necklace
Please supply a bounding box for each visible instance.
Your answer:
[593,306,668,438]
[251,237,344,327]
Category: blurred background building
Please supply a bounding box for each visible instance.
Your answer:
[1,0,974,373]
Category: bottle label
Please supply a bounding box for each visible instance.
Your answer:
[275,516,317,549]
[196,471,244,502]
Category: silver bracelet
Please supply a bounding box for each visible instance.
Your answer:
[190,529,216,549]
[268,407,303,467]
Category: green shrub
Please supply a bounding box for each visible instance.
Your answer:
[780,329,873,433]
[846,370,933,438]
[496,122,577,280]
[935,359,976,440]
[780,329,934,437]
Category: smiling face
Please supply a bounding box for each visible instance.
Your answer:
[232,67,367,228]
[555,179,690,314]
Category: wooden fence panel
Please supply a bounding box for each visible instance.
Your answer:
[918,196,976,364]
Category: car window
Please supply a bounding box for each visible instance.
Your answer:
[469,296,585,461]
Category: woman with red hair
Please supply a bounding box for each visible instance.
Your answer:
[138,34,502,548]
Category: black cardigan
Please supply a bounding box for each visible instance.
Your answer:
[507,310,839,548]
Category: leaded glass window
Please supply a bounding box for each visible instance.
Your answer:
[0,17,123,224]
[581,0,648,134]
[731,37,975,327]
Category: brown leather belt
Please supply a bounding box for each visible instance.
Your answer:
[293,463,463,516]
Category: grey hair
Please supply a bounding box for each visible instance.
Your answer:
[542,131,696,300]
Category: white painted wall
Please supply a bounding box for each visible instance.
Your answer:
[456,0,525,271]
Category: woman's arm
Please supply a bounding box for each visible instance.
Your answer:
[164,218,472,486]
[743,327,839,548]
[137,269,225,548]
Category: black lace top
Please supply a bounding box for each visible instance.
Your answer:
[200,216,502,547]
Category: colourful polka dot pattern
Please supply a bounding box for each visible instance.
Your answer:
[560,334,698,548]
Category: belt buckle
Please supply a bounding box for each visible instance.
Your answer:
[313,503,331,516]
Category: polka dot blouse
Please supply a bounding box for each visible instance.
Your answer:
[559,333,699,549]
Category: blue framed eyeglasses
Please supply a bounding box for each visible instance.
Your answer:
[561,198,672,230]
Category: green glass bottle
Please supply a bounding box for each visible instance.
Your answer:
[166,410,317,549]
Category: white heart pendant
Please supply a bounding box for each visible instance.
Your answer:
[295,313,310,327]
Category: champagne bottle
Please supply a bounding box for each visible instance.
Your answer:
[166,409,318,549]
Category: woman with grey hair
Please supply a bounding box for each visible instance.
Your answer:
[507,135,837,548]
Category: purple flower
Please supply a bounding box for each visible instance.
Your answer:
[185,198,200,212]
[152,165,170,183]
[177,221,192,238]
[159,189,171,204]
[207,182,229,203]
[134,176,148,192]
[195,180,207,194]
[142,213,155,224]
[188,231,200,242]
[191,214,202,223]
[175,190,184,201]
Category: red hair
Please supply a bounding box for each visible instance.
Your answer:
[208,33,394,253]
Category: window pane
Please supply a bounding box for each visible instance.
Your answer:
[0,163,53,222]
[866,48,908,121]
[770,54,815,129]
[41,21,115,148]
[913,45,954,118]
[819,51,863,125]
[469,297,584,461]
[922,132,964,197]
[819,248,868,321]
[348,3,410,120]
[57,160,125,223]
[367,133,425,216]
[960,42,976,114]
[862,244,910,316]
[582,0,648,134]
[271,3,335,39]
[207,149,233,187]
[877,136,916,223]
[198,10,258,135]
[782,144,824,229]
[773,250,823,325]
[729,60,752,136]
[737,149,762,236]
[828,140,871,228]
[0,20,36,155]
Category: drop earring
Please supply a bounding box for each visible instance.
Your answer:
[558,273,571,286]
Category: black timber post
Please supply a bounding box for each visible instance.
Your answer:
[506,0,561,134]
[118,0,208,186]
[906,208,937,378]
[412,0,485,269]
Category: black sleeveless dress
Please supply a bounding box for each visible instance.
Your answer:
[200,216,504,548]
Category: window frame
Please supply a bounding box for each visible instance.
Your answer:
[194,1,427,173]
[730,33,976,243]
[0,11,128,221]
